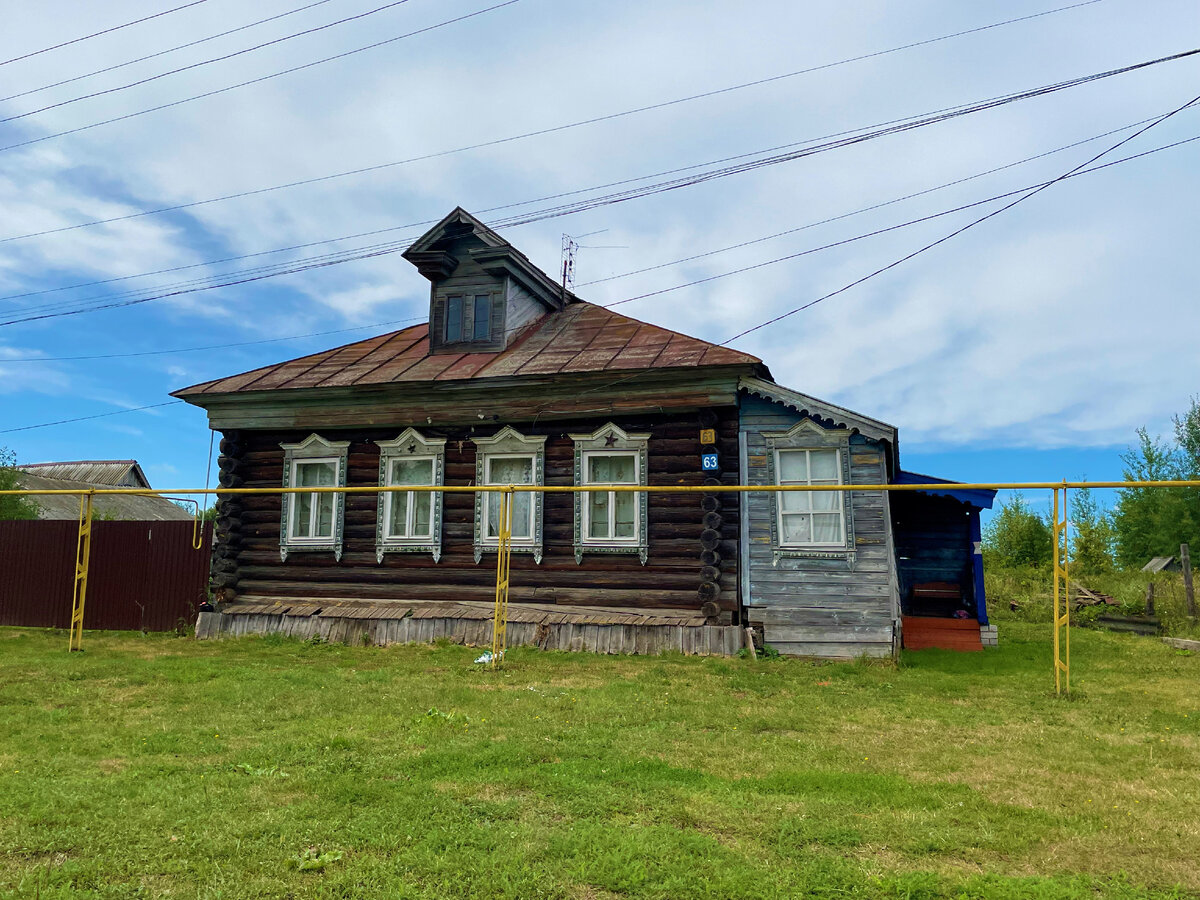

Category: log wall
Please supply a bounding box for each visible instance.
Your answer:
[212,409,741,620]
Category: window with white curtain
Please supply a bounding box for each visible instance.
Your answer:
[279,434,350,561]
[570,423,650,564]
[375,428,446,562]
[775,448,845,546]
[472,427,546,563]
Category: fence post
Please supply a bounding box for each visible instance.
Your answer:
[1182,543,1196,618]
[1145,582,1155,617]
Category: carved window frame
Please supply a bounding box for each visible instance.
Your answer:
[375,428,446,563]
[279,434,350,562]
[762,419,855,565]
[569,423,649,564]
[473,426,546,564]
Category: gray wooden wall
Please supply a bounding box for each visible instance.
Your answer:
[739,395,899,658]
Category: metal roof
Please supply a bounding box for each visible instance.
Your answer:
[896,470,997,509]
[13,472,194,521]
[17,460,151,488]
[174,301,763,398]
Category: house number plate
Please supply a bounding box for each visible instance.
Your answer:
[701,453,719,471]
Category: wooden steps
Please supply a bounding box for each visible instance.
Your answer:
[901,616,983,651]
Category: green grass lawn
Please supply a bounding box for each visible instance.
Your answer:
[1,621,1197,899]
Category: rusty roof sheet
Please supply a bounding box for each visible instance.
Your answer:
[175,302,761,398]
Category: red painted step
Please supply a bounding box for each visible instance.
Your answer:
[901,616,983,651]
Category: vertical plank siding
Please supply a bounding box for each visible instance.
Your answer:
[196,610,746,655]
[0,521,212,631]
[739,395,899,658]
[218,409,741,619]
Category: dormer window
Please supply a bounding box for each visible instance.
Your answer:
[444,293,492,343]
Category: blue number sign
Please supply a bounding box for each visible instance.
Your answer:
[701,453,719,471]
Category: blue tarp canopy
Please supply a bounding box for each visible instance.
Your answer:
[896,471,996,510]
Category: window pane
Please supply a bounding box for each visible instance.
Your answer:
[297,460,335,487]
[589,454,636,483]
[489,456,532,485]
[810,450,839,481]
[778,450,807,483]
[780,490,809,512]
[811,490,839,511]
[391,458,433,486]
[294,493,313,537]
[588,492,609,538]
[512,492,532,539]
[315,494,335,538]
[781,513,810,544]
[613,491,636,538]
[445,296,463,342]
[412,492,432,537]
[388,491,409,537]
[473,295,490,340]
[812,513,842,543]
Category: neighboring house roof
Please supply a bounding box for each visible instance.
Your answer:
[895,470,997,510]
[17,459,151,488]
[13,472,194,521]
[1142,556,1178,573]
[174,302,764,398]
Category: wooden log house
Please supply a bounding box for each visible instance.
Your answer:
[178,208,994,656]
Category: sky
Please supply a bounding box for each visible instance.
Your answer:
[1,0,1197,513]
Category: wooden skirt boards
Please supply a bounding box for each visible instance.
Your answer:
[195,600,746,656]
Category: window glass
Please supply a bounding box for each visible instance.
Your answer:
[386,457,435,539]
[294,460,336,539]
[486,456,534,540]
[473,295,491,340]
[588,491,609,538]
[445,296,463,342]
[776,448,844,546]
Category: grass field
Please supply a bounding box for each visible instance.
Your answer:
[1,620,1198,899]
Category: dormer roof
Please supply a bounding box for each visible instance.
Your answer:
[402,207,574,311]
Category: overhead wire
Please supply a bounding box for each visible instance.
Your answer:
[0,1,210,68]
[0,0,523,154]
[4,51,1196,323]
[0,0,422,124]
[720,91,1200,345]
[0,316,426,362]
[4,128,1197,332]
[0,0,340,106]
[0,0,1112,244]
[5,122,1195,430]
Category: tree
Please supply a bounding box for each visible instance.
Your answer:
[1070,485,1114,574]
[1112,402,1200,567]
[0,448,38,520]
[982,492,1052,567]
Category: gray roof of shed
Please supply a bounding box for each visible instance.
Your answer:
[13,472,194,521]
[17,460,151,488]
[1142,556,1178,573]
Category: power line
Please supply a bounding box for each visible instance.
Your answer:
[5,117,1195,432]
[0,1,210,68]
[0,0,522,155]
[5,128,1196,331]
[0,0,340,105]
[0,317,425,362]
[721,92,1200,345]
[0,0,420,124]
[582,113,1196,292]
[0,0,1110,243]
[0,401,184,435]
[5,52,1194,321]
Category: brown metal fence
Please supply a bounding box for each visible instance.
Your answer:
[0,520,212,632]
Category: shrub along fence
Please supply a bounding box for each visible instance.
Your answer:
[0,519,212,632]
